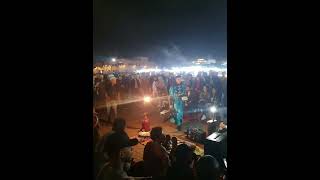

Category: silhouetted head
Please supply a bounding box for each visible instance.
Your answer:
[196,155,221,180]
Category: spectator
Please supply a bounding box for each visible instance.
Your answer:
[143,127,170,178]
[123,75,131,99]
[162,134,171,151]
[105,74,120,123]
[131,74,141,97]
[194,76,201,93]
[157,76,166,94]
[141,74,150,95]
[118,75,126,100]
[152,77,160,105]
[186,87,199,111]
[137,75,144,96]
[211,86,217,103]
[152,76,159,97]
[95,118,138,172]
[97,78,106,102]
[169,137,178,163]
[109,118,139,151]
[96,132,137,180]
[218,121,227,133]
[196,155,222,180]
[149,75,155,95]
[160,134,166,144]
[167,144,195,180]
[167,74,175,92]
[185,74,192,87]
[221,76,227,107]
[199,85,210,104]
[93,85,98,108]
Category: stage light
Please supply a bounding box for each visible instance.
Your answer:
[112,58,116,62]
[210,106,217,113]
[144,96,151,103]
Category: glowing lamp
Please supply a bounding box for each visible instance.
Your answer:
[210,106,217,113]
[144,96,151,103]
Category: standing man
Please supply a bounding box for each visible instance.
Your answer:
[105,74,120,123]
[130,74,141,97]
[152,76,159,98]
[169,75,187,131]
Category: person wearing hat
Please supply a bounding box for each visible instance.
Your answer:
[169,75,187,131]
[105,74,120,123]
[96,118,138,156]
[94,118,138,178]
[96,132,138,180]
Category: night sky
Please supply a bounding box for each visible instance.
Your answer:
[94,0,226,63]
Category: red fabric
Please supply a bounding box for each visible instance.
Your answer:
[142,118,151,131]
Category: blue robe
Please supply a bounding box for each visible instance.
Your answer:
[169,83,186,126]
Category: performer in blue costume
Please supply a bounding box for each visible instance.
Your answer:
[169,75,186,131]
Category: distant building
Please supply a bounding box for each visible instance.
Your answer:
[93,56,156,73]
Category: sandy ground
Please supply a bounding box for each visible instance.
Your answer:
[95,98,205,162]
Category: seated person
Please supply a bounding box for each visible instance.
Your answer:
[143,127,170,178]
[167,144,195,180]
[169,137,178,163]
[95,118,138,173]
[160,134,166,145]
[96,132,137,180]
[218,121,227,133]
[196,155,223,180]
[140,113,151,132]
[162,134,171,151]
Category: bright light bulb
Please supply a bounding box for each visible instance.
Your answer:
[144,96,151,103]
[210,106,217,113]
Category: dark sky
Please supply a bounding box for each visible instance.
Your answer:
[94,0,226,63]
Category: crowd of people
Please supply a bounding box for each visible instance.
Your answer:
[94,118,227,180]
[93,69,227,179]
[93,70,227,124]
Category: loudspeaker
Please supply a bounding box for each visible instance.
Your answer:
[204,131,227,160]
